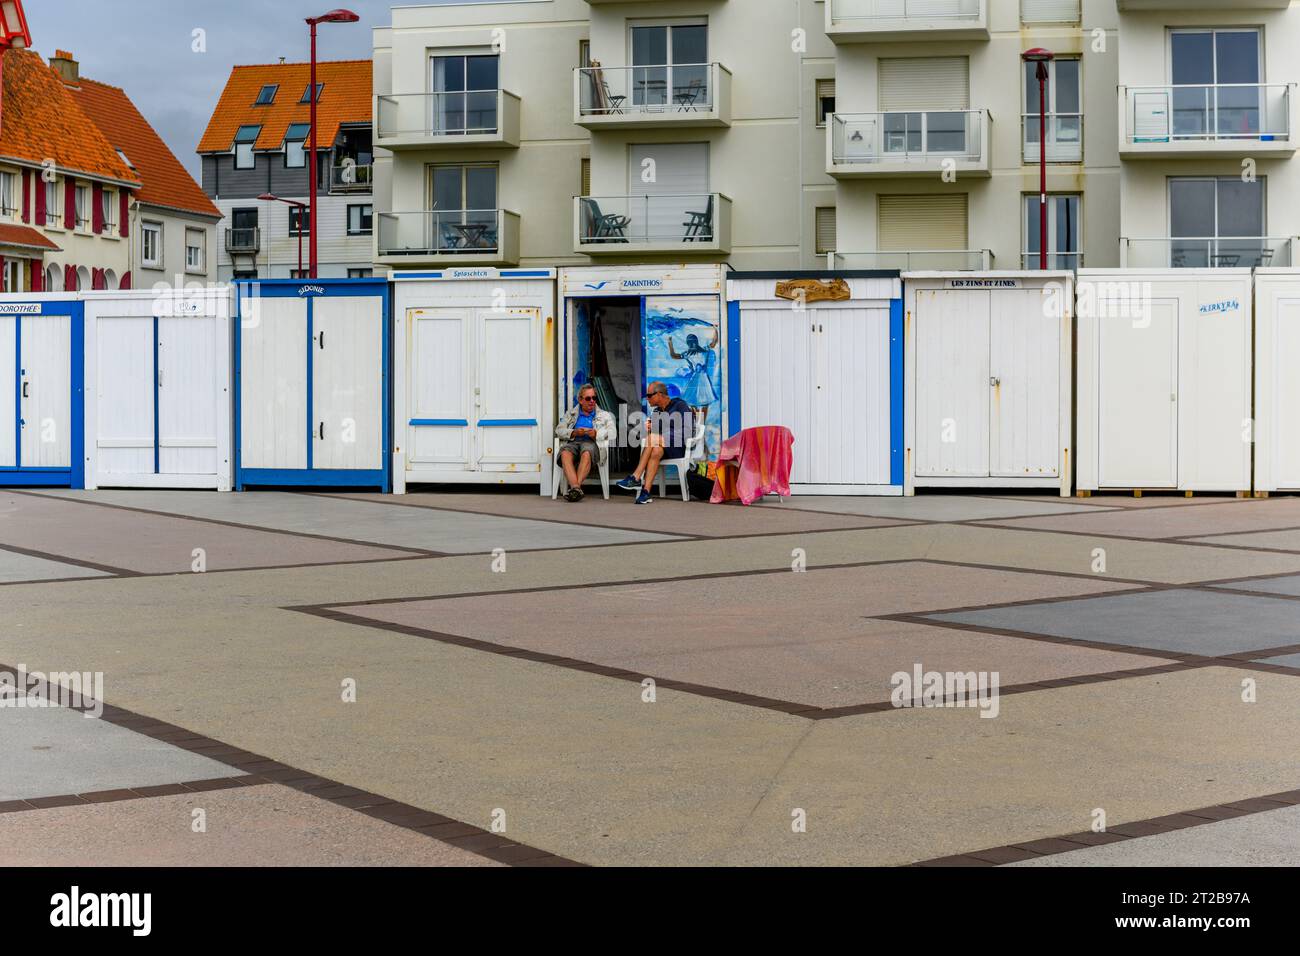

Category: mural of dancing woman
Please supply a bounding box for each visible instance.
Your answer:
[668,326,720,426]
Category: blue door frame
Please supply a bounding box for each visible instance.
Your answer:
[0,299,84,488]
[233,279,391,491]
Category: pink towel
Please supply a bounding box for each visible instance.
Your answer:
[710,426,794,505]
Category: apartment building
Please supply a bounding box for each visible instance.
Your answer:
[197,60,375,281]
[371,0,1298,272]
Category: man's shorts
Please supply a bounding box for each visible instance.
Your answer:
[560,438,599,462]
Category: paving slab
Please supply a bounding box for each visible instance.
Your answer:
[1252,652,1300,669]
[0,784,501,866]
[0,546,111,584]
[992,499,1300,539]
[1186,529,1300,553]
[0,492,404,573]
[928,588,1300,657]
[750,495,1111,522]
[1009,804,1300,867]
[341,491,910,537]
[343,561,1150,709]
[1213,574,1300,598]
[0,689,248,801]
[33,489,678,553]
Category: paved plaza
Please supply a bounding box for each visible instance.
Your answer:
[2,487,1299,866]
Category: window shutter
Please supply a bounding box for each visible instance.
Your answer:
[35,174,45,225]
[879,58,969,111]
[815,207,837,255]
[581,158,590,197]
[21,170,30,223]
[64,180,76,229]
[120,271,131,291]
[31,262,43,292]
[93,183,105,233]
[816,79,836,101]
[1022,0,1081,23]
[878,194,968,251]
[64,263,76,290]
[120,191,130,238]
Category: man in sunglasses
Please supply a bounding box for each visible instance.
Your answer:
[616,381,693,505]
[556,384,615,502]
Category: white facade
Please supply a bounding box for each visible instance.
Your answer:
[130,205,218,288]
[214,195,374,281]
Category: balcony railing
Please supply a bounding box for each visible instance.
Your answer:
[375,90,521,147]
[827,0,987,41]
[1023,113,1083,163]
[1022,252,1083,271]
[830,110,989,174]
[225,227,260,254]
[1123,237,1294,269]
[1123,84,1291,148]
[575,63,731,127]
[575,194,730,253]
[330,162,372,192]
[829,250,992,271]
[377,210,520,263]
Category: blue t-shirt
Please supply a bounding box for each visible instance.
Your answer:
[652,397,693,457]
[574,411,595,432]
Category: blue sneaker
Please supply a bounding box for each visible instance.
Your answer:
[615,475,641,492]
[635,489,653,505]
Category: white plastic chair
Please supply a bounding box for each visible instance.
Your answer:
[657,417,706,501]
[552,440,611,500]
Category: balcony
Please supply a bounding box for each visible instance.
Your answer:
[1117,1,1288,9]
[830,250,992,270]
[1122,237,1294,269]
[575,194,731,256]
[1022,253,1083,271]
[826,0,988,43]
[375,90,521,150]
[1023,113,1083,164]
[828,110,990,178]
[376,210,521,266]
[329,163,372,193]
[575,63,731,129]
[1120,84,1294,158]
[225,227,260,254]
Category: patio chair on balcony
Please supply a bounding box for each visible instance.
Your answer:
[682,196,713,242]
[580,198,629,243]
[674,78,705,112]
[585,64,626,115]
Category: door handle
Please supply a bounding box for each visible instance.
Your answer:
[319,422,325,440]
[157,369,163,388]
[21,381,29,398]
[318,331,325,350]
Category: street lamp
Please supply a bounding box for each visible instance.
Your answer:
[259,193,308,277]
[305,8,359,278]
[1023,48,1055,271]
[0,1,32,141]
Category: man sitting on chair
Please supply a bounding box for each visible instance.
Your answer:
[556,384,615,502]
[616,381,693,505]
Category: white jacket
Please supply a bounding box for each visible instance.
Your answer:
[556,404,616,466]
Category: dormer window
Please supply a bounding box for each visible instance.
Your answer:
[233,125,261,169]
[256,84,278,106]
[283,122,311,168]
[116,148,135,170]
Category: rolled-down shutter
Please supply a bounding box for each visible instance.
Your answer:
[628,143,709,241]
[878,194,968,251]
[879,57,969,111]
[1021,0,1081,23]
[815,207,837,255]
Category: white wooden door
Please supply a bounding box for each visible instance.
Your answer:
[95,314,154,477]
[1272,298,1300,488]
[20,315,71,468]
[409,308,471,470]
[241,297,307,470]
[990,290,1060,478]
[158,315,220,477]
[812,306,892,485]
[915,290,990,477]
[476,308,539,472]
[312,296,382,471]
[740,307,813,484]
[0,317,16,467]
[1098,300,1178,488]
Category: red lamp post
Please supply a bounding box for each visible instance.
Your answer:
[1023,48,1055,271]
[305,9,359,279]
[258,193,308,277]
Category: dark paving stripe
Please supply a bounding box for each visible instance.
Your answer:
[0,542,136,577]
[911,788,1300,866]
[965,517,1300,554]
[0,776,260,813]
[0,660,579,868]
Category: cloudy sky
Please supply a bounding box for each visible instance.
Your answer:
[22,0,454,178]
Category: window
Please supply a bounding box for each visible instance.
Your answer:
[1023,194,1080,270]
[185,228,206,272]
[2,258,19,292]
[816,79,836,128]
[255,84,278,106]
[300,83,324,104]
[1024,58,1081,163]
[116,148,135,170]
[101,189,115,233]
[1170,29,1262,139]
[579,40,591,69]
[44,179,59,226]
[430,164,498,251]
[348,268,373,278]
[290,268,310,279]
[0,171,15,217]
[430,54,500,134]
[142,221,162,268]
[1169,176,1268,267]
[815,208,837,255]
[233,125,261,170]
[347,204,373,235]
[283,122,311,168]
[75,184,90,230]
[630,22,708,109]
[289,207,310,236]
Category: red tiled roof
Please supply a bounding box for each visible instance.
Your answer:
[0,48,138,185]
[197,60,371,154]
[0,223,61,252]
[71,78,220,219]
